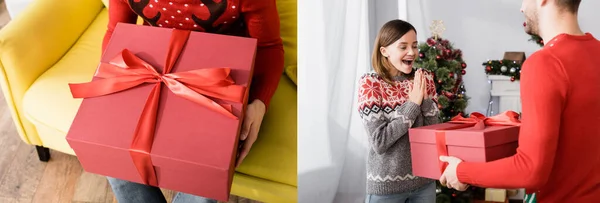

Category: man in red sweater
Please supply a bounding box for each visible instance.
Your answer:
[439,0,600,202]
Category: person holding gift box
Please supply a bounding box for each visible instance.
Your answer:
[438,0,600,202]
[102,0,283,203]
[357,19,441,203]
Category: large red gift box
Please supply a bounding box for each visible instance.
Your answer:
[408,112,521,180]
[66,23,257,201]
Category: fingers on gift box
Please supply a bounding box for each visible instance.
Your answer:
[66,23,257,202]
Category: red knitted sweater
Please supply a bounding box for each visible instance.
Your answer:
[103,0,284,109]
[457,33,600,202]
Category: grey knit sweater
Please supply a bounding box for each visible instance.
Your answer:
[357,72,441,195]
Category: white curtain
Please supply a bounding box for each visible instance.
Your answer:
[297,0,415,202]
[297,0,371,202]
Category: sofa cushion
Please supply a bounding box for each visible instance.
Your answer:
[276,0,297,86]
[235,75,297,187]
[22,10,108,154]
[23,9,296,188]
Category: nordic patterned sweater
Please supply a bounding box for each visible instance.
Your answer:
[357,71,441,195]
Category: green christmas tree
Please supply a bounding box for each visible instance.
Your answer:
[528,34,544,47]
[414,20,469,122]
[436,186,486,203]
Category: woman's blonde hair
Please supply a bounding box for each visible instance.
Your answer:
[371,19,417,84]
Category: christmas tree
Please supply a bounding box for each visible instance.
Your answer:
[528,34,544,47]
[414,20,477,203]
[436,185,486,203]
[414,20,469,122]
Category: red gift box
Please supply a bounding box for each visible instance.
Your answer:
[65,23,257,201]
[408,111,521,180]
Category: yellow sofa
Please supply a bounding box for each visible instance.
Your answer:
[0,0,297,202]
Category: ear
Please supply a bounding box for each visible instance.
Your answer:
[380,46,388,58]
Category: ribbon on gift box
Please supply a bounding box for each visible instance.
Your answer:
[68,29,246,186]
[436,111,521,174]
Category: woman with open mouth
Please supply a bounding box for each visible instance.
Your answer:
[357,19,441,203]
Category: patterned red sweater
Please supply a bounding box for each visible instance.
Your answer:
[103,0,284,109]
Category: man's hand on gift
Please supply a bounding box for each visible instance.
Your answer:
[236,99,267,168]
[439,156,470,191]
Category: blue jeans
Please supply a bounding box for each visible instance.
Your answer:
[365,182,436,203]
[107,177,217,203]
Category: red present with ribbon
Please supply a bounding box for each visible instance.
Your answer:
[408,111,521,180]
[65,23,257,201]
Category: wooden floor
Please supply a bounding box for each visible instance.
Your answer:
[0,2,259,203]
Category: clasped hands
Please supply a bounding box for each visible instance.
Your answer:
[408,69,430,105]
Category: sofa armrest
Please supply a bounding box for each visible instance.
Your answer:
[0,0,104,144]
[0,0,104,80]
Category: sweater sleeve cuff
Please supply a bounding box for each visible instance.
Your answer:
[249,76,281,113]
[421,99,435,112]
[457,161,475,185]
[252,90,275,112]
[401,101,421,121]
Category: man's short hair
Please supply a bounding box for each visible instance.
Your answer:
[556,0,581,13]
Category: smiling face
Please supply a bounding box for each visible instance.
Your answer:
[521,0,540,35]
[380,30,418,75]
[371,20,418,83]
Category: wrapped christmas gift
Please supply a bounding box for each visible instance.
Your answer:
[409,111,521,180]
[66,23,257,201]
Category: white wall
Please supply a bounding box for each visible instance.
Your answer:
[368,0,399,57]
[370,0,600,114]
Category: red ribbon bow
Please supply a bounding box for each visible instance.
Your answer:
[69,29,245,186]
[448,111,521,128]
[436,111,521,173]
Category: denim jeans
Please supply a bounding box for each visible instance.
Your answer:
[365,182,436,203]
[107,177,218,203]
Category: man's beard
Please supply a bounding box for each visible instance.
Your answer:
[524,12,539,35]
